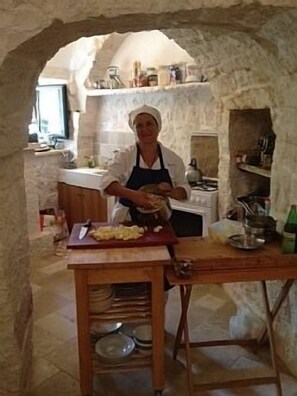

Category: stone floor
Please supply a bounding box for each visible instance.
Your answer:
[27,241,297,396]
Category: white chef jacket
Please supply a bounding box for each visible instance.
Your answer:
[99,142,191,224]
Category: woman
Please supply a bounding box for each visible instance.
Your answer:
[99,104,191,224]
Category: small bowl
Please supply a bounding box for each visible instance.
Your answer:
[133,324,152,345]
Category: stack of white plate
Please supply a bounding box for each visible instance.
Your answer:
[95,333,135,364]
[89,285,114,313]
[133,324,152,356]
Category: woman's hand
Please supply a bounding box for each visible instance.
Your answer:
[129,190,154,209]
[157,182,173,194]
[157,183,187,200]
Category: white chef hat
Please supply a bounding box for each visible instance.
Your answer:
[128,105,162,132]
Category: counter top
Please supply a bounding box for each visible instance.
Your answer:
[68,245,171,269]
[58,167,107,190]
[168,237,297,284]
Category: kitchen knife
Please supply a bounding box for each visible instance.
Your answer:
[79,219,92,240]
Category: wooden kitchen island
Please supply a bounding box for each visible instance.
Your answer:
[68,244,171,396]
[167,237,297,396]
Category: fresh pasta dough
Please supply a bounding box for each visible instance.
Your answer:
[89,225,145,241]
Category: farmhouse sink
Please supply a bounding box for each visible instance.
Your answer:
[58,167,107,190]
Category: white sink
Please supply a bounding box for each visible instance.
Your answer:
[58,167,107,189]
[93,170,107,175]
[66,167,107,174]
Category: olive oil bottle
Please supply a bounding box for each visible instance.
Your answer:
[281,204,297,254]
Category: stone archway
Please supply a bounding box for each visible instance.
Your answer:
[2,4,297,394]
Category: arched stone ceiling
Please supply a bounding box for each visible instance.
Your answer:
[1,4,297,157]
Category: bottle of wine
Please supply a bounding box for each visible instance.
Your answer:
[281,204,297,254]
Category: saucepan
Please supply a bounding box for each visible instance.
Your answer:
[134,184,172,226]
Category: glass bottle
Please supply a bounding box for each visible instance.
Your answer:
[281,204,297,254]
[88,156,96,168]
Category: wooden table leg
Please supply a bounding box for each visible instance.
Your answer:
[151,266,165,393]
[257,279,294,345]
[172,285,194,395]
[74,271,93,396]
[260,281,283,396]
[173,285,192,360]
[182,286,194,396]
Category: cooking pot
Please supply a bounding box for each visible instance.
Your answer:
[135,184,172,226]
[185,158,203,185]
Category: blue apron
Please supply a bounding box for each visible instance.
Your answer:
[119,144,175,290]
[119,143,172,210]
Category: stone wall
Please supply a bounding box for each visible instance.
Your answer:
[23,148,54,257]
[79,83,220,170]
[35,150,66,211]
[2,1,297,393]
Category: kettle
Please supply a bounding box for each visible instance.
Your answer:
[185,158,203,185]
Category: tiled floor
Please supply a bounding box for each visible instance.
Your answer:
[27,241,297,395]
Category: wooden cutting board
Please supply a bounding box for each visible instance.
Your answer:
[67,222,178,249]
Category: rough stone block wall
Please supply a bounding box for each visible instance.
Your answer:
[81,83,220,168]
[0,152,33,394]
[2,1,297,393]
[35,151,66,211]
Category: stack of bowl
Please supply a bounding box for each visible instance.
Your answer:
[133,324,152,356]
[89,285,114,313]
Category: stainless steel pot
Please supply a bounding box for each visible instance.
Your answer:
[135,185,172,226]
[244,215,277,242]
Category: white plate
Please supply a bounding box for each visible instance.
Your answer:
[90,322,122,335]
[95,333,135,359]
[35,147,51,152]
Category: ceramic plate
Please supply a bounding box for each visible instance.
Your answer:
[90,322,122,335]
[95,333,135,360]
[228,234,265,250]
[133,324,152,344]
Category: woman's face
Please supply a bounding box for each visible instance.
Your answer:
[134,113,159,144]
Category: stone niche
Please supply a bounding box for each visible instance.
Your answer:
[228,108,275,202]
[190,134,219,178]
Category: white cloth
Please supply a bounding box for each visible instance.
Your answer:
[99,142,191,224]
[128,105,162,132]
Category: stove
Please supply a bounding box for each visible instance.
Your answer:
[189,178,218,191]
[170,179,218,237]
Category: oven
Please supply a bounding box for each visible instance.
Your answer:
[169,187,218,237]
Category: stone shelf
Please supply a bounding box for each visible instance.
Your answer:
[237,163,271,178]
[87,81,209,96]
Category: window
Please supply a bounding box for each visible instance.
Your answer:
[28,84,69,142]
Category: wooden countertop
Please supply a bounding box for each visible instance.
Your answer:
[68,245,171,270]
[167,237,297,284]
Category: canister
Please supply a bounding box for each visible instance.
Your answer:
[158,65,170,86]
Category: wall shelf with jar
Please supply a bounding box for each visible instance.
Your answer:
[86,81,209,97]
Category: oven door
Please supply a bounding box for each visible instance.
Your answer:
[170,209,202,237]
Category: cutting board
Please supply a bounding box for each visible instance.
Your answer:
[67,222,178,249]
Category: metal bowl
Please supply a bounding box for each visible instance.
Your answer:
[135,185,172,226]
